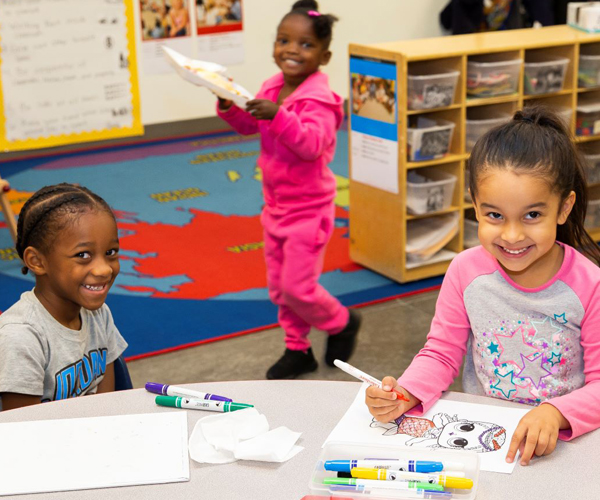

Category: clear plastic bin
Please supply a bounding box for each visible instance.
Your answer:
[407,117,455,161]
[407,168,457,214]
[585,199,600,229]
[523,55,569,95]
[576,100,600,136]
[467,57,522,97]
[584,152,600,184]
[465,110,511,151]
[578,53,600,88]
[407,67,460,110]
[464,218,479,248]
[310,440,480,500]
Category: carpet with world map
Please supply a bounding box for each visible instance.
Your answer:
[0,130,443,359]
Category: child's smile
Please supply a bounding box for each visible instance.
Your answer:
[473,169,575,288]
[273,14,331,86]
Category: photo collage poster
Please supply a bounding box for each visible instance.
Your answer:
[139,0,244,74]
[349,56,399,194]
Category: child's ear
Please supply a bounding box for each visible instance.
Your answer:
[558,191,576,225]
[320,50,332,66]
[23,247,48,276]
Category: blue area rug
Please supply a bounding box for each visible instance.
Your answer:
[0,130,443,359]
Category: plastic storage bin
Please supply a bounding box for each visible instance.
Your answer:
[310,440,480,500]
[586,198,600,229]
[407,168,457,214]
[576,101,600,136]
[523,55,569,95]
[407,67,459,110]
[467,57,522,97]
[583,151,600,184]
[465,111,511,151]
[407,117,455,161]
[578,53,600,88]
[464,219,479,248]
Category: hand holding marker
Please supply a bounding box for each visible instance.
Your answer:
[333,360,410,402]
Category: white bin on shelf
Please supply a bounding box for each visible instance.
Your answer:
[407,67,459,110]
[464,218,479,248]
[407,116,455,161]
[407,168,457,214]
[578,54,600,88]
[466,112,511,151]
[523,55,569,95]
[467,57,522,97]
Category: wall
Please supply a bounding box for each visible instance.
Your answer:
[135,0,449,125]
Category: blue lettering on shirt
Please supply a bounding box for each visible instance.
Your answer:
[53,349,108,400]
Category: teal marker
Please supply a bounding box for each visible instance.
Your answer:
[323,477,445,491]
[155,395,253,412]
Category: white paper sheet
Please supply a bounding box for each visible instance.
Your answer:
[0,412,189,496]
[324,384,530,474]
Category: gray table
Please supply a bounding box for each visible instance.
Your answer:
[0,381,598,499]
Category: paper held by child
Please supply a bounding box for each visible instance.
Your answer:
[162,46,254,108]
[323,384,530,474]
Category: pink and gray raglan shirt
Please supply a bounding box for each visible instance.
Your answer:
[399,243,600,441]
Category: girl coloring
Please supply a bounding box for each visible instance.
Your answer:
[0,183,128,411]
[217,0,361,379]
[366,106,600,466]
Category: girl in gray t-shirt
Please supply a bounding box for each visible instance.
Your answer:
[0,183,128,411]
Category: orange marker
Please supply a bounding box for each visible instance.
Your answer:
[333,360,410,402]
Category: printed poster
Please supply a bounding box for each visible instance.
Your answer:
[139,0,244,74]
[0,0,143,152]
[324,384,530,474]
[350,56,399,194]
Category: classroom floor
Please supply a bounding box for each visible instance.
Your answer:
[127,289,464,393]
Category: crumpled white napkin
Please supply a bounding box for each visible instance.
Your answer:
[188,408,303,464]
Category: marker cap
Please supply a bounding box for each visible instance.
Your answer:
[444,476,473,489]
[155,395,179,407]
[228,402,254,411]
[145,382,168,395]
[324,460,353,472]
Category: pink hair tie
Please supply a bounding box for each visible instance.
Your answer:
[307,10,320,16]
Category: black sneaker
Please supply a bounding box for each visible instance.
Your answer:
[325,309,361,367]
[266,348,318,380]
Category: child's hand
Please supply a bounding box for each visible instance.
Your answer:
[365,376,420,423]
[506,403,569,466]
[218,98,233,111]
[245,99,279,120]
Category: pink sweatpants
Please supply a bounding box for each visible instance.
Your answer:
[261,203,349,351]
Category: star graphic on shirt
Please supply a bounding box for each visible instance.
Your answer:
[516,353,552,389]
[530,317,563,344]
[547,352,562,367]
[553,313,568,325]
[511,382,535,401]
[488,342,499,355]
[495,326,540,366]
[491,370,517,399]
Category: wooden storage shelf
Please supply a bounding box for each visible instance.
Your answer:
[349,25,600,283]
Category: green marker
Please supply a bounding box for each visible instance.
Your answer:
[155,395,253,412]
[323,477,445,492]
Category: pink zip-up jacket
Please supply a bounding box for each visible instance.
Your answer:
[217,71,344,214]
[399,244,600,441]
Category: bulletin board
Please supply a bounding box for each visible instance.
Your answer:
[0,0,143,152]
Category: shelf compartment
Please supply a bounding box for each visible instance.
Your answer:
[523,45,575,95]
[407,57,463,111]
[466,102,516,152]
[467,51,522,99]
[524,93,574,132]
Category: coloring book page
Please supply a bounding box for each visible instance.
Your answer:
[324,384,530,473]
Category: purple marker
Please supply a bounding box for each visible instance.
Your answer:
[145,382,232,402]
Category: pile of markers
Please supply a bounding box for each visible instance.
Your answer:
[145,382,253,413]
[322,458,474,499]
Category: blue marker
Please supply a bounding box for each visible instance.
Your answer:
[324,459,447,473]
[145,382,232,402]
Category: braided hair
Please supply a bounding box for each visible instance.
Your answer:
[285,0,338,48]
[16,183,115,275]
[468,105,600,266]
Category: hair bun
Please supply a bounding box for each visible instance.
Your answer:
[292,0,319,11]
[513,105,567,134]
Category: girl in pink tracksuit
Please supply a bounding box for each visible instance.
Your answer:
[216,0,361,379]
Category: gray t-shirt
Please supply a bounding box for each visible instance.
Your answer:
[0,290,128,410]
